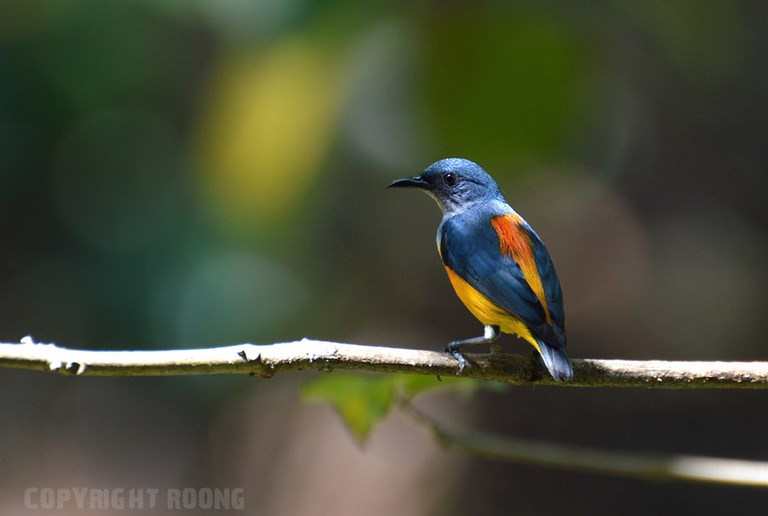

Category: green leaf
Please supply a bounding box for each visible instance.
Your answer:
[302,373,508,443]
[302,374,397,443]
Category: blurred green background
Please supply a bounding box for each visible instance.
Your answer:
[2,1,767,514]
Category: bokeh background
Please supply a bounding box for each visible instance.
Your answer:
[2,1,768,514]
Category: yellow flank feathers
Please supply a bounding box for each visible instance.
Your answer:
[444,267,541,353]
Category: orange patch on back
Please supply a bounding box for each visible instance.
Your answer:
[490,214,551,323]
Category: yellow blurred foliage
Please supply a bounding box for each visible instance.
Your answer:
[198,39,341,232]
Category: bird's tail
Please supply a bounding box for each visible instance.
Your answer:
[536,341,573,381]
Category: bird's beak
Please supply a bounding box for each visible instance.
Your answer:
[388,176,430,189]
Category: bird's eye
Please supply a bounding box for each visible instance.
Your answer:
[444,172,457,186]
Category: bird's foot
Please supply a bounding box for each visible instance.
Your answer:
[446,342,469,374]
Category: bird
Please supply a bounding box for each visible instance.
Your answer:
[389,157,573,381]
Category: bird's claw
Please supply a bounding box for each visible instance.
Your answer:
[446,342,469,374]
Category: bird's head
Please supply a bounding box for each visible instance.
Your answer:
[389,158,502,214]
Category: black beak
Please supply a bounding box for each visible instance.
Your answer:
[388,176,430,189]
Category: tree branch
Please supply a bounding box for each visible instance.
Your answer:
[2,336,768,388]
[401,401,768,488]
[8,337,768,486]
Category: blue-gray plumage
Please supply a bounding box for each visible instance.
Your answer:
[389,158,572,380]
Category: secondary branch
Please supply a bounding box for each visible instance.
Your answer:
[402,402,768,488]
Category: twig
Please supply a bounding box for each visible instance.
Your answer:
[1,336,768,388]
[400,401,768,488]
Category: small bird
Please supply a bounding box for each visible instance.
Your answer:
[389,158,573,380]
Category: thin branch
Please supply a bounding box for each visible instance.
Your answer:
[401,401,768,488]
[2,336,768,388]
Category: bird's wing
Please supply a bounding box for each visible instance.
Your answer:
[440,212,565,347]
[523,220,565,331]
